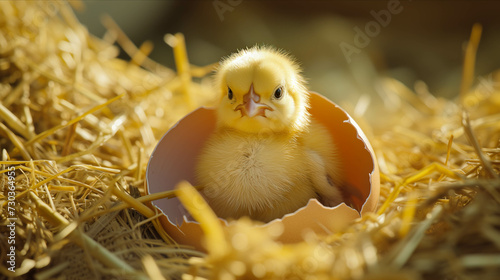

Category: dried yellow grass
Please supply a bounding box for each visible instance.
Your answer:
[0,1,499,280]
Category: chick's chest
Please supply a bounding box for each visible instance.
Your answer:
[200,132,308,184]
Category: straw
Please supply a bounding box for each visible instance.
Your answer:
[0,1,499,279]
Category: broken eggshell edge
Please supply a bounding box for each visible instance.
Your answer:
[145,92,380,251]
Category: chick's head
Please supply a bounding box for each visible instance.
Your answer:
[214,47,310,135]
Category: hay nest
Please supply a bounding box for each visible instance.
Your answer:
[1,1,499,279]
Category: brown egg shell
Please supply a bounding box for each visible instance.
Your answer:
[146,92,380,251]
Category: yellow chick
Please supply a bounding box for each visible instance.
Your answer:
[196,46,343,223]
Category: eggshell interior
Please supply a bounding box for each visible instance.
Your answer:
[146,92,379,251]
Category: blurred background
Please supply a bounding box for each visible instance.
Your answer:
[75,0,500,104]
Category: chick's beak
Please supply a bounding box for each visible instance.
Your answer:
[235,85,273,118]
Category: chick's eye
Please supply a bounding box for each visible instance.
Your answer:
[273,87,283,100]
[228,87,233,100]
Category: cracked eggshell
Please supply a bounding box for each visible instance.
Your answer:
[146,92,380,251]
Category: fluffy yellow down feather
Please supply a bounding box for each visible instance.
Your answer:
[196,46,343,222]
